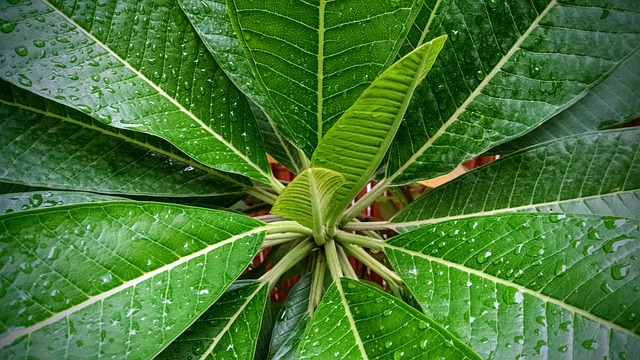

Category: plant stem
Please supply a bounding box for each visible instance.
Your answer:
[340,178,390,224]
[260,238,314,289]
[309,250,326,313]
[266,221,313,236]
[342,221,391,231]
[262,233,304,249]
[336,245,357,280]
[267,174,285,194]
[324,240,343,283]
[254,214,287,223]
[246,187,278,204]
[298,148,310,170]
[335,231,385,251]
[341,243,403,286]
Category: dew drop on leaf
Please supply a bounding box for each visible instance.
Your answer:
[611,264,630,280]
[0,22,17,33]
[17,74,32,87]
[581,339,598,350]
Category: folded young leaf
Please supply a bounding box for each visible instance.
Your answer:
[0,202,265,359]
[0,0,271,182]
[387,0,640,184]
[0,191,122,214]
[297,278,480,359]
[227,0,424,156]
[386,213,640,359]
[393,128,640,231]
[0,83,248,197]
[490,50,640,154]
[311,36,446,224]
[157,280,269,360]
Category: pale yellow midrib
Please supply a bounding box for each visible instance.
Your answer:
[317,0,326,145]
[41,0,270,181]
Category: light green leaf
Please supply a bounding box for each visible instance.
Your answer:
[268,273,311,360]
[387,0,640,184]
[0,81,247,197]
[227,0,424,156]
[311,36,446,222]
[0,202,265,359]
[491,49,640,154]
[0,191,122,214]
[297,278,480,359]
[385,213,640,359]
[271,168,346,238]
[0,0,272,182]
[157,280,269,360]
[393,128,640,231]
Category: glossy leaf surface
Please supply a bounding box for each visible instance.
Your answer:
[227,0,423,156]
[387,0,640,184]
[157,280,268,360]
[0,0,271,182]
[311,36,446,220]
[0,82,247,196]
[0,202,265,358]
[386,213,640,359]
[393,128,640,230]
[268,273,311,360]
[0,191,122,214]
[297,278,480,359]
[491,50,640,153]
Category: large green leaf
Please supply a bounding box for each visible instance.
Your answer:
[0,81,247,196]
[311,36,446,223]
[490,49,640,154]
[157,280,268,360]
[0,202,265,358]
[297,278,480,359]
[268,273,311,360]
[393,128,640,231]
[385,213,640,359]
[0,191,122,214]
[386,0,640,184]
[227,0,424,156]
[0,0,272,182]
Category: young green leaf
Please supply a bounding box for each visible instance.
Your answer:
[0,191,123,214]
[227,0,424,156]
[157,281,269,360]
[0,0,272,183]
[0,82,248,196]
[392,128,640,231]
[387,1,640,184]
[0,202,265,359]
[311,36,446,223]
[385,213,640,359]
[297,278,481,359]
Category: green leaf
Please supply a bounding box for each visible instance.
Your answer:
[297,278,480,359]
[0,202,265,358]
[393,128,640,231]
[311,36,446,221]
[491,49,640,154]
[157,280,269,360]
[387,0,640,184]
[385,213,640,359]
[271,168,347,238]
[0,191,122,214]
[0,0,272,182]
[268,273,311,360]
[227,0,424,156]
[0,81,247,196]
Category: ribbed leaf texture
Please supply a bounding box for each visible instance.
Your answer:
[0,191,122,214]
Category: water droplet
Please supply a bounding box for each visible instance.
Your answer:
[587,227,600,240]
[14,46,28,57]
[627,312,637,322]
[611,264,630,280]
[91,74,101,82]
[33,39,46,48]
[76,104,92,114]
[559,321,571,332]
[487,0,498,8]
[418,321,428,330]
[383,309,392,317]
[603,237,631,253]
[385,340,393,349]
[393,350,404,360]
[581,339,598,350]
[502,288,524,305]
[477,251,492,264]
[347,281,356,289]
[229,61,237,71]
[18,74,32,87]
[529,64,541,78]
[601,281,613,294]
[449,29,459,42]
[0,22,17,34]
[554,262,568,276]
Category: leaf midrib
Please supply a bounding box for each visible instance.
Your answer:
[41,0,271,181]
[387,0,558,183]
[0,225,267,347]
[384,242,640,340]
[335,280,369,359]
[317,0,326,145]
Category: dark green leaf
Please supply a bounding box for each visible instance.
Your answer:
[386,213,640,359]
[387,0,640,184]
[0,191,122,214]
[269,273,311,360]
[0,202,265,358]
[0,0,271,182]
[157,280,269,360]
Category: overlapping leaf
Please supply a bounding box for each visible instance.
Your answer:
[387,0,640,184]
[227,0,424,156]
[0,202,265,358]
[0,81,247,197]
[385,213,640,359]
[0,191,122,214]
[311,36,446,223]
[393,128,640,231]
[297,278,480,359]
[157,281,268,360]
[0,0,271,182]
